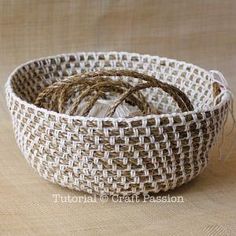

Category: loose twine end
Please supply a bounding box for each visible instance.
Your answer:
[217,92,235,161]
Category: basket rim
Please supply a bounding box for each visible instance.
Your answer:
[5,51,231,122]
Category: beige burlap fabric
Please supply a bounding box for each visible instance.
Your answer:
[0,1,236,235]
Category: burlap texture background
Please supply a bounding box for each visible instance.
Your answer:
[0,1,236,235]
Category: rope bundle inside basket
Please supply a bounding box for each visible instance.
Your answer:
[34,69,194,117]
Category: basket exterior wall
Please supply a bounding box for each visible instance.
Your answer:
[5,52,230,196]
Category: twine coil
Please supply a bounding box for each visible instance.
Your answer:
[34,69,194,117]
[5,52,232,196]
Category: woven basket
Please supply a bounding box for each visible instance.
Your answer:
[5,52,232,196]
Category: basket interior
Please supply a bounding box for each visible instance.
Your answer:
[10,52,215,115]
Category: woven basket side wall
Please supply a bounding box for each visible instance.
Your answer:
[5,52,231,196]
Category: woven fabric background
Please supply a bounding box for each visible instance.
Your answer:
[0,0,236,235]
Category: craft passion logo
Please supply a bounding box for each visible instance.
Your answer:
[52,193,184,204]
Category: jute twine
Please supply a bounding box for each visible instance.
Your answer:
[34,69,233,161]
[34,69,195,117]
[6,52,233,196]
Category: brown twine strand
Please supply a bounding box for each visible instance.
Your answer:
[211,81,235,160]
[217,93,235,160]
[34,69,195,117]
